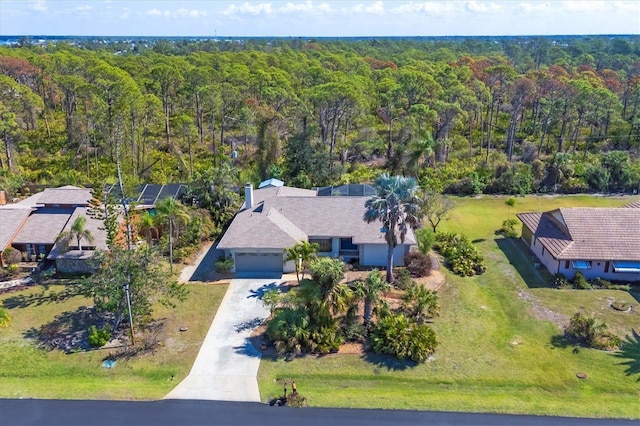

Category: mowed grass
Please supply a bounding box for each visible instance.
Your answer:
[258,194,640,418]
[0,282,227,400]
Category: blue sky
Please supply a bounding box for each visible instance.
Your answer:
[1,1,639,37]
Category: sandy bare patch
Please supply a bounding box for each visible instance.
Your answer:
[518,289,569,329]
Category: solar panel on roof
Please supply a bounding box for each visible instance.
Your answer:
[140,185,162,205]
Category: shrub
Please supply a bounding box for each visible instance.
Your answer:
[343,323,367,343]
[285,392,307,407]
[0,307,10,328]
[371,312,437,363]
[6,264,19,276]
[590,277,612,289]
[87,325,111,348]
[572,272,591,290]
[435,232,486,276]
[567,312,619,350]
[553,273,571,288]
[214,257,234,273]
[309,257,346,289]
[404,251,433,277]
[393,267,413,290]
[415,228,436,254]
[2,247,22,265]
[499,219,519,238]
[401,283,440,323]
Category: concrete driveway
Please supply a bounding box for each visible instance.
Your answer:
[165,277,282,402]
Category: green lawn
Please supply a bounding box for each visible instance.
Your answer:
[258,194,640,418]
[0,282,227,400]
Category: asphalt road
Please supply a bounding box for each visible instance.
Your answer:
[1,399,637,426]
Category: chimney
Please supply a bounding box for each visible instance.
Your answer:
[244,183,253,209]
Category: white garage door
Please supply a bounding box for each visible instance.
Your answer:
[235,252,283,273]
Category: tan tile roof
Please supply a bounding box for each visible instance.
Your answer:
[12,209,74,245]
[0,208,32,250]
[517,211,572,258]
[518,207,640,261]
[218,186,415,250]
[623,199,640,209]
[36,186,92,206]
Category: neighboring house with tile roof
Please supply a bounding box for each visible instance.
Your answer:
[0,208,32,267]
[0,185,109,274]
[217,184,416,273]
[517,204,640,281]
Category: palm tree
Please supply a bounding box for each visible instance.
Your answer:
[57,215,94,252]
[401,283,440,323]
[138,211,157,252]
[364,173,421,283]
[407,134,435,176]
[0,307,10,328]
[352,269,390,326]
[285,241,319,283]
[155,198,191,272]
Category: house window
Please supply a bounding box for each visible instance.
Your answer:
[565,261,570,269]
[611,261,640,273]
[309,238,332,253]
[340,238,358,251]
[605,261,610,273]
[571,260,592,270]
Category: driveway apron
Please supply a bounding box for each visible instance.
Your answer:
[165,278,279,402]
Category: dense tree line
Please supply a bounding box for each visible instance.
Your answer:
[0,35,639,199]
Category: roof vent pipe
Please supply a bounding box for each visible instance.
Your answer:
[244,183,253,210]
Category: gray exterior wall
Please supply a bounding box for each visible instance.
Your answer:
[361,244,408,267]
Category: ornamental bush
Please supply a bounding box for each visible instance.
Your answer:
[371,312,437,363]
[214,257,234,273]
[435,232,486,276]
[87,325,111,347]
[499,219,519,238]
[567,312,620,351]
[404,251,433,277]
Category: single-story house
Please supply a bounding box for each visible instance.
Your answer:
[517,204,640,282]
[11,208,78,261]
[0,208,32,267]
[46,207,109,274]
[216,184,416,274]
[0,185,110,274]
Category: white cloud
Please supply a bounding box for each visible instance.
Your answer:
[28,0,47,12]
[278,1,331,14]
[223,2,274,16]
[516,2,550,13]
[561,1,607,13]
[176,8,207,18]
[347,1,385,15]
[120,7,129,19]
[75,5,91,12]
[390,2,457,15]
[465,1,502,13]
[146,8,162,16]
